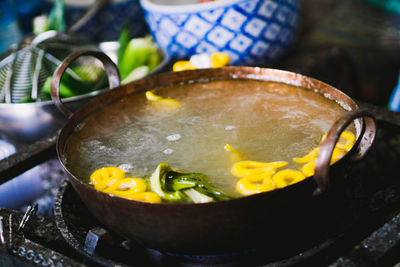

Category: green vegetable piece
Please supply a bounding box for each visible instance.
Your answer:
[195,185,232,201]
[167,171,209,182]
[18,96,34,103]
[148,51,162,72]
[164,167,232,202]
[121,65,149,85]
[184,188,213,203]
[148,163,232,203]
[169,179,198,191]
[72,65,105,84]
[48,0,66,32]
[42,65,102,99]
[119,36,157,79]
[42,76,75,98]
[33,15,49,35]
[71,65,107,91]
[117,22,131,68]
[149,163,186,202]
[168,171,231,201]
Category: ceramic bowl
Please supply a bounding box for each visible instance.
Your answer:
[140,0,299,66]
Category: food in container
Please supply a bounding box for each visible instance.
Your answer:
[49,51,376,253]
[67,79,358,203]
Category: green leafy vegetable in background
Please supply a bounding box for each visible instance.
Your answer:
[48,0,66,32]
[117,22,131,68]
[34,0,66,34]
[28,0,105,102]
[148,51,162,71]
[72,65,106,86]
[25,5,162,102]
[41,65,106,99]
[122,65,149,84]
[117,26,162,84]
[42,77,75,98]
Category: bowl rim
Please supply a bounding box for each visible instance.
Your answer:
[140,0,256,14]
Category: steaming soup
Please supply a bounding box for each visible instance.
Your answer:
[64,79,355,201]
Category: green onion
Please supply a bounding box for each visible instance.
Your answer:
[121,65,149,85]
[119,36,159,79]
[149,163,187,202]
[117,22,131,68]
[184,188,213,203]
[148,163,232,203]
[48,0,66,32]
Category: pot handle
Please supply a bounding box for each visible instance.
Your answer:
[51,50,121,118]
[312,109,376,196]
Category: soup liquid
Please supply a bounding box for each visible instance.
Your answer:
[64,80,352,197]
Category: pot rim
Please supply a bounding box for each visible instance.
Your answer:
[55,66,370,207]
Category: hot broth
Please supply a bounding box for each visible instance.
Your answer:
[64,80,354,198]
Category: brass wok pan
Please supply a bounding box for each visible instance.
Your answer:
[51,50,376,254]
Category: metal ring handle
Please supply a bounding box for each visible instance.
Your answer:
[51,50,121,118]
[312,109,377,196]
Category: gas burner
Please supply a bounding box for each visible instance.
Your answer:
[54,180,364,267]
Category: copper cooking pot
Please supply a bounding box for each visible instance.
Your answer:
[51,50,376,254]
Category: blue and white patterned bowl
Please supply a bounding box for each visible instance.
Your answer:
[140,0,299,66]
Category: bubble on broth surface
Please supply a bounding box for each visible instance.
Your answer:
[163,148,174,155]
[166,134,182,141]
[225,125,236,131]
[118,163,134,173]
